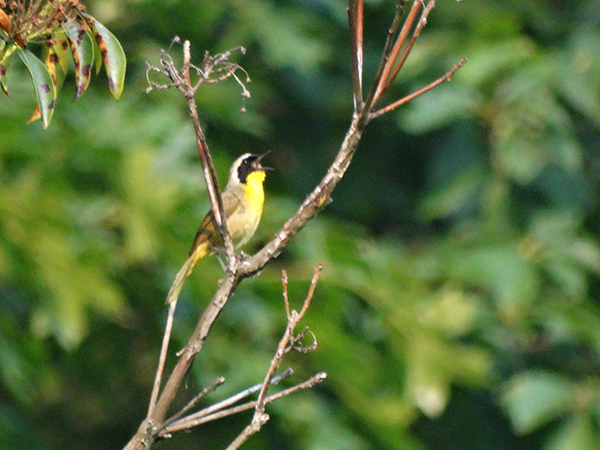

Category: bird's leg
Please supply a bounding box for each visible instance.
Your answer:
[216,253,227,272]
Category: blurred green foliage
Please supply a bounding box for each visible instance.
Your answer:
[1,0,600,449]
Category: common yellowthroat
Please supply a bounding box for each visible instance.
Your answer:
[166,152,271,304]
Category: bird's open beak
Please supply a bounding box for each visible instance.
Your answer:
[255,151,274,171]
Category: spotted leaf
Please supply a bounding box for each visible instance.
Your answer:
[43,34,70,93]
[82,14,126,99]
[0,62,9,97]
[62,17,94,101]
[26,34,71,124]
[17,48,55,129]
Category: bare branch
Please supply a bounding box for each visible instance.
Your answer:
[382,0,438,101]
[299,262,323,318]
[163,368,295,434]
[164,373,327,434]
[371,0,421,106]
[147,300,177,418]
[364,0,406,112]
[255,264,322,410]
[126,0,466,447]
[370,56,467,119]
[181,40,236,271]
[146,42,253,299]
[218,264,322,448]
[348,0,364,111]
[160,376,226,433]
[282,269,290,319]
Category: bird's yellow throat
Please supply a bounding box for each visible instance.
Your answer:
[243,170,266,215]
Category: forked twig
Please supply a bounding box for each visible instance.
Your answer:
[382,0,437,97]
[256,264,322,408]
[163,368,295,434]
[225,264,324,449]
[224,373,328,450]
[363,0,406,111]
[370,57,467,119]
[159,376,226,434]
[165,372,327,435]
[125,1,465,448]
[371,0,421,105]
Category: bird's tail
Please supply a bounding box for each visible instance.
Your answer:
[165,243,209,305]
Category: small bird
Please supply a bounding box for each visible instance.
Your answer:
[166,152,271,305]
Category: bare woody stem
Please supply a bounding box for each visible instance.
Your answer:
[226,265,323,450]
[363,0,406,112]
[381,0,437,98]
[164,368,294,433]
[126,0,466,448]
[123,105,368,450]
[224,375,327,450]
[255,264,322,410]
[371,0,420,105]
[370,57,467,119]
[180,41,236,268]
[348,0,364,111]
[145,40,239,422]
[165,372,327,434]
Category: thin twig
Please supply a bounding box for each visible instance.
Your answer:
[165,373,327,434]
[161,376,226,432]
[220,264,324,449]
[300,263,322,318]
[370,56,467,119]
[181,40,236,270]
[363,0,406,112]
[147,300,177,417]
[282,270,290,318]
[126,1,464,447]
[348,0,364,111]
[381,0,437,100]
[255,265,322,410]
[372,0,421,106]
[164,368,295,434]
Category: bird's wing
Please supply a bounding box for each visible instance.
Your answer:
[188,188,244,257]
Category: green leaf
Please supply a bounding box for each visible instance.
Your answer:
[0,41,20,96]
[42,33,70,94]
[556,29,600,125]
[401,84,482,134]
[458,37,536,88]
[544,260,587,299]
[83,14,126,99]
[448,245,540,317]
[494,125,550,183]
[17,48,55,129]
[26,34,71,124]
[545,414,597,450]
[502,371,574,434]
[62,17,94,101]
[90,24,103,76]
[421,165,485,219]
[0,62,9,96]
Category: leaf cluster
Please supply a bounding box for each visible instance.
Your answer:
[0,0,125,128]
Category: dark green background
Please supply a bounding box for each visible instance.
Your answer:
[2,1,600,449]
